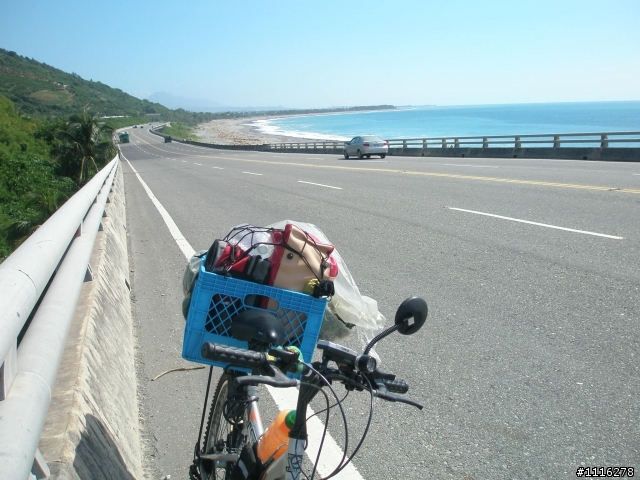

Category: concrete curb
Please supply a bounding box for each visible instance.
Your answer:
[39,162,143,479]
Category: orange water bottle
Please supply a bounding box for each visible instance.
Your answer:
[256,409,297,462]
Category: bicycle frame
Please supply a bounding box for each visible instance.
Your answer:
[238,385,307,480]
[228,378,319,480]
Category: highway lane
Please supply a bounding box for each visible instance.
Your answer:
[124,128,639,479]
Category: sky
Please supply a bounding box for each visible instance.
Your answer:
[1,0,639,109]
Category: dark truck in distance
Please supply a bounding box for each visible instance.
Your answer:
[118,132,130,143]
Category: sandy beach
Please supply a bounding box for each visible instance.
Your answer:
[192,116,339,146]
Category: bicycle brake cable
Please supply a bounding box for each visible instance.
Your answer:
[320,373,375,480]
[302,364,350,480]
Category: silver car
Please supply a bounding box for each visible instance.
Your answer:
[343,135,388,159]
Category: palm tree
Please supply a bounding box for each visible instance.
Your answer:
[55,110,115,184]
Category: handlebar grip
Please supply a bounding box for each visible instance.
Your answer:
[382,378,409,394]
[200,343,268,369]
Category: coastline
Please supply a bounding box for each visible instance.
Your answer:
[192,115,334,145]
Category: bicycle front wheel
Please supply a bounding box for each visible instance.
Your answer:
[200,371,253,480]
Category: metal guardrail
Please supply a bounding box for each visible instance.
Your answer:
[267,141,345,150]
[386,131,640,149]
[264,131,640,150]
[0,156,119,480]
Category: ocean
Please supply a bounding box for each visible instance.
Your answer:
[253,101,640,143]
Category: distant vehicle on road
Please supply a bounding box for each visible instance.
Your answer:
[344,135,388,159]
[118,132,130,143]
[164,136,172,143]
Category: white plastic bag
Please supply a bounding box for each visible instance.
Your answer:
[266,220,386,353]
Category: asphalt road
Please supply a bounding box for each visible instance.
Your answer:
[122,126,639,479]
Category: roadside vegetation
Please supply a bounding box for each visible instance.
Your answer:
[0,95,114,260]
[158,121,198,141]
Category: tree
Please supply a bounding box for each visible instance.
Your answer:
[55,110,115,183]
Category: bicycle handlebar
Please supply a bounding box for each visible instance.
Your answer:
[200,342,297,388]
[381,378,409,394]
[200,342,268,369]
[200,341,422,409]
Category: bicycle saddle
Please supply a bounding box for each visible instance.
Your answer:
[230,310,286,346]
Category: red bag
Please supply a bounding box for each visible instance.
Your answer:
[206,224,338,297]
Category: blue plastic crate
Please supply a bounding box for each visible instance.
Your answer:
[182,262,327,370]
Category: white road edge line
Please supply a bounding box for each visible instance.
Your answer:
[446,207,623,239]
[243,171,263,175]
[123,154,362,480]
[298,181,343,190]
[267,385,364,479]
[123,155,195,259]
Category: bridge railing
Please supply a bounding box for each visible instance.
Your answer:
[266,141,346,150]
[149,125,640,157]
[0,156,119,480]
[385,131,640,149]
[261,132,640,150]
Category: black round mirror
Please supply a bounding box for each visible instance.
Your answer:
[394,297,428,335]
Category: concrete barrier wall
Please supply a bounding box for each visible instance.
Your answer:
[388,147,640,162]
[39,162,143,479]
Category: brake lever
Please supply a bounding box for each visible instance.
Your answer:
[235,364,298,388]
[372,389,424,410]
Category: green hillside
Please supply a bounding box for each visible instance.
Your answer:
[0,48,395,126]
[0,48,221,125]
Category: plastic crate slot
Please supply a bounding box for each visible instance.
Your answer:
[205,294,244,335]
[245,294,279,310]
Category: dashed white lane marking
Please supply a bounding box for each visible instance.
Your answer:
[446,207,623,239]
[194,163,202,165]
[212,166,224,170]
[443,164,499,168]
[124,154,360,479]
[182,160,187,162]
[243,171,263,176]
[298,181,342,190]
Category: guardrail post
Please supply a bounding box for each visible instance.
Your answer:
[441,139,447,148]
[601,134,609,148]
[402,140,407,149]
[553,135,560,148]
[482,137,488,148]
[0,343,17,401]
[515,136,521,148]
[422,139,427,149]
[31,449,50,479]
[454,138,460,148]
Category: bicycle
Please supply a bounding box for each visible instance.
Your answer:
[189,296,428,480]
